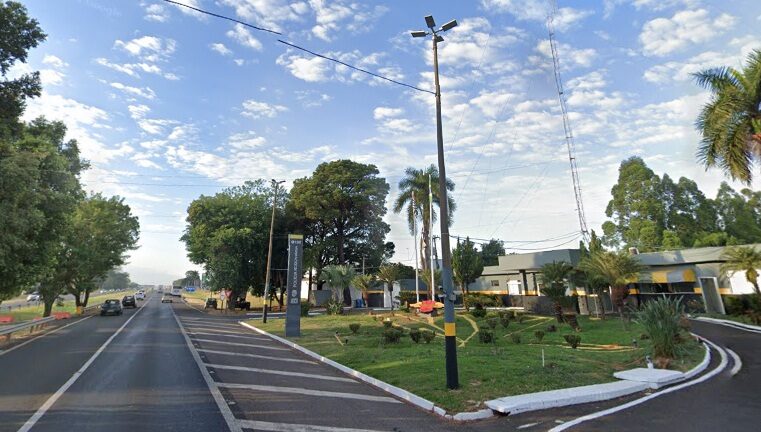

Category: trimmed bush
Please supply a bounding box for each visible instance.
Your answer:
[516,313,526,323]
[422,329,436,343]
[637,297,683,358]
[382,319,393,328]
[510,332,522,344]
[382,328,402,344]
[471,304,487,318]
[534,330,545,343]
[409,328,422,343]
[546,324,557,333]
[349,323,360,334]
[300,301,311,317]
[486,317,498,329]
[564,334,581,349]
[463,293,500,309]
[499,316,510,329]
[478,329,495,343]
[325,299,343,315]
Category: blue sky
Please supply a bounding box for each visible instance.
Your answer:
[15,0,761,283]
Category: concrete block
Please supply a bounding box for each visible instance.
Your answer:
[613,368,685,389]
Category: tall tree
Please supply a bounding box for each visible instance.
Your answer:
[451,237,483,299]
[539,260,574,323]
[100,270,131,292]
[714,182,761,243]
[694,49,761,184]
[392,165,455,274]
[578,230,608,318]
[0,1,46,137]
[479,239,505,267]
[720,246,761,296]
[320,264,355,304]
[579,251,643,320]
[290,160,390,269]
[351,274,375,307]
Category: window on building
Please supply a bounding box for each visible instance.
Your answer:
[490,280,500,287]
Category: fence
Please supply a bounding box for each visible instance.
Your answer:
[0,316,56,345]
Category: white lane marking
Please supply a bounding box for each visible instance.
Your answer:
[216,383,402,403]
[181,318,240,325]
[0,316,93,358]
[204,363,357,383]
[192,338,288,351]
[693,317,761,334]
[172,307,242,432]
[188,331,268,341]
[236,419,386,432]
[549,338,729,432]
[18,304,148,432]
[517,422,540,429]
[184,325,252,334]
[727,348,742,376]
[197,348,316,364]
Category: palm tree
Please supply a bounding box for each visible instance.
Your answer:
[539,261,574,323]
[579,251,643,320]
[721,246,761,296]
[351,274,375,308]
[377,264,401,311]
[393,165,455,273]
[320,265,356,304]
[694,49,761,184]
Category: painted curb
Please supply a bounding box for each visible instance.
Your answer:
[694,316,761,333]
[684,335,711,380]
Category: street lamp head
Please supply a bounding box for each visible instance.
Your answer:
[411,30,428,38]
[441,19,458,32]
[425,15,436,29]
[435,35,444,43]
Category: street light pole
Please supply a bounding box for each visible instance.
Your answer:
[262,179,285,324]
[412,15,459,390]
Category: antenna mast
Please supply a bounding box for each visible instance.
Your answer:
[547,1,589,243]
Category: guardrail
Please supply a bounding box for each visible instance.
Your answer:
[0,316,56,344]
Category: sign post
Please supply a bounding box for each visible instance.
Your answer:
[285,234,304,337]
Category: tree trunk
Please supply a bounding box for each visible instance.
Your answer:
[388,284,394,311]
[43,299,55,317]
[420,225,430,274]
[74,291,82,307]
[337,226,345,264]
[463,282,470,311]
[753,280,760,296]
[83,289,90,308]
[307,268,313,302]
[553,302,564,323]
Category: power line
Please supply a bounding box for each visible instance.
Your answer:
[161,0,282,35]
[277,40,435,95]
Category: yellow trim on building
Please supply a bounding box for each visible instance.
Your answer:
[682,269,697,282]
[469,290,508,295]
[444,322,456,336]
[719,288,732,295]
[694,288,702,294]
[652,271,668,284]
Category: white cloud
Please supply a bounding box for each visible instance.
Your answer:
[39,69,65,86]
[277,49,400,87]
[373,107,404,120]
[276,54,330,82]
[96,58,178,80]
[632,0,699,11]
[308,0,388,41]
[424,18,523,71]
[218,0,309,33]
[295,90,332,108]
[167,124,198,141]
[114,36,177,62]
[534,40,596,68]
[481,0,591,30]
[226,24,262,51]
[42,55,67,69]
[229,131,267,150]
[110,82,157,99]
[639,9,735,57]
[241,99,288,118]
[143,3,169,22]
[137,118,176,135]
[233,59,245,66]
[210,43,232,56]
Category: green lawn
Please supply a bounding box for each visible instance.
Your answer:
[249,311,704,413]
[0,290,132,322]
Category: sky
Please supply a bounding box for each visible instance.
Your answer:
[13,0,761,284]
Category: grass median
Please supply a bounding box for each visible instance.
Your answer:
[0,290,132,322]
[248,310,704,413]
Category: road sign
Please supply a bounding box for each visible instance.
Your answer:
[285,234,304,337]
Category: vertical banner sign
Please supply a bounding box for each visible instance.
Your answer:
[285,234,304,337]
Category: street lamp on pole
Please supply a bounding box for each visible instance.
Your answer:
[411,14,459,390]
[262,179,286,324]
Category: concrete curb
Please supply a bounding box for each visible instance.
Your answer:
[694,316,761,333]
[684,335,711,380]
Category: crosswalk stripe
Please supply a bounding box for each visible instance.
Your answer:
[188,331,269,341]
[192,338,287,351]
[216,383,401,403]
[196,348,315,364]
[204,364,356,383]
[236,419,387,432]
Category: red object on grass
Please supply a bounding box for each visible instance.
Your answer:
[0,315,13,324]
[52,312,71,320]
[419,300,435,313]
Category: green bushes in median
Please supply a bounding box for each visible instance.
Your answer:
[382,328,402,344]
[349,323,360,334]
[300,301,311,317]
[564,334,581,349]
[478,329,495,344]
[422,330,436,343]
[637,297,684,358]
[409,328,421,343]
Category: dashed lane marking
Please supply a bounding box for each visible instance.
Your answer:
[204,363,357,383]
[727,348,742,376]
[196,348,316,364]
[192,338,288,351]
[188,331,269,341]
[184,325,255,334]
[216,383,402,403]
[237,419,387,432]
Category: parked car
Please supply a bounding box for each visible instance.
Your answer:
[26,293,41,302]
[204,297,217,309]
[100,299,123,316]
[122,295,137,308]
[134,291,145,301]
[161,293,173,303]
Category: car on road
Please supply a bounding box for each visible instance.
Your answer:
[100,299,123,316]
[134,291,145,301]
[26,292,41,302]
[161,293,173,303]
[171,286,182,297]
[122,295,137,308]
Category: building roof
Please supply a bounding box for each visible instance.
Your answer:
[482,249,581,275]
[633,244,761,266]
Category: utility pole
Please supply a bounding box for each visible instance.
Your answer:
[412,15,460,389]
[413,191,420,303]
[262,179,285,323]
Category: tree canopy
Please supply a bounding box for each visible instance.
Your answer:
[452,237,483,295]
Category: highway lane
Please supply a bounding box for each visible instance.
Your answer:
[0,301,139,431]
[24,295,229,432]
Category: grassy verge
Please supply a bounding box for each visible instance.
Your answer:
[695,312,758,325]
[249,311,704,413]
[0,290,131,322]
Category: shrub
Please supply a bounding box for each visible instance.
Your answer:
[516,313,526,323]
[486,317,498,329]
[478,329,495,343]
[409,328,422,343]
[300,301,311,317]
[564,334,581,349]
[678,316,691,331]
[463,293,499,309]
[382,319,393,328]
[382,328,402,344]
[534,330,545,343]
[422,330,436,343]
[471,304,487,318]
[637,297,683,359]
[640,333,650,340]
[546,324,557,333]
[349,323,361,334]
[500,316,510,329]
[510,332,522,344]
[396,291,417,306]
[325,299,344,315]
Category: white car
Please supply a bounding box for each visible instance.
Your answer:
[26,293,41,302]
[135,292,145,301]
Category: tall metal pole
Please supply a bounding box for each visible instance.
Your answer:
[429,175,435,302]
[432,32,458,389]
[262,179,283,323]
[413,191,420,303]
